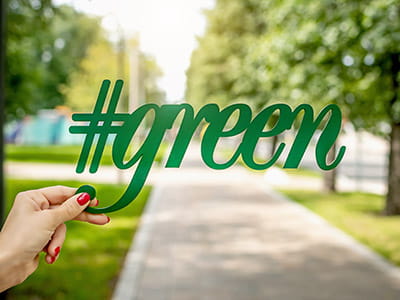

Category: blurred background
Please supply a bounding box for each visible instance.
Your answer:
[1,0,400,299]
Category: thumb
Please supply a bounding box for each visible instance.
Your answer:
[49,193,91,225]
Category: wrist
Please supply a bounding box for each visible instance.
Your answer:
[0,232,27,292]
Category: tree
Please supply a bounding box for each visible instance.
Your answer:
[62,36,165,112]
[61,37,123,112]
[140,53,165,105]
[186,0,267,109]
[6,1,102,119]
[248,0,400,209]
[186,0,334,182]
[0,0,5,228]
[241,0,350,192]
[187,0,400,202]
[186,0,282,161]
[6,0,53,119]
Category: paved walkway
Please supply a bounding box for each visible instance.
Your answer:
[112,145,400,300]
[5,160,384,196]
[5,161,163,185]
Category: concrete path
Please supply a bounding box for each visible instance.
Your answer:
[5,159,384,196]
[112,144,400,300]
[5,161,163,185]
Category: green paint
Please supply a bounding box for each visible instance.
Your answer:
[69,80,346,214]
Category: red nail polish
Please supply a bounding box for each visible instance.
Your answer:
[55,247,60,256]
[106,216,110,223]
[49,256,55,264]
[77,193,90,205]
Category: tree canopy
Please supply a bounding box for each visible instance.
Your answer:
[6,1,102,119]
[186,0,267,109]
[187,0,400,131]
[6,1,165,117]
[186,0,400,213]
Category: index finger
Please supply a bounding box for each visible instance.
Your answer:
[38,185,78,205]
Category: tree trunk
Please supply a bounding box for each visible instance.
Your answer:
[0,0,6,227]
[385,122,400,215]
[0,1,8,299]
[323,142,337,192]
[385,53,400,215]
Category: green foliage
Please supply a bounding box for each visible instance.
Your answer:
[61,38,126,112]
[6,1,165,118]
[252,0,400,132]
[6,2,102,119]
[280,189,400,266]
[62,37,165,112]
[186,0,400,202]
[140,53,166,106]
[186,0,267,109]
[5,179,151,299]
[187,0,400,132]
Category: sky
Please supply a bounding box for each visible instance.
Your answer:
[54,0,215,102]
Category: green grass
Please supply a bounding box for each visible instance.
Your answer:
[279,189,400,266]
[277,164,321,178]
[5,179,151,300]
[6,143,168,165]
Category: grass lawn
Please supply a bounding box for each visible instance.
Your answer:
[281,165,321,178]
[5,179,151,300]
[280,189,400,266]
[6,143,168,165]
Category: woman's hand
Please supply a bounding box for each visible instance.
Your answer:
[0,185,110,292]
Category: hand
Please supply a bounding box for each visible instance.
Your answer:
[0,185,110,292]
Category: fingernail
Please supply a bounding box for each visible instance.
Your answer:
[106,216,111,223]
[94,199,99,206]
[77,193,90,205]
[55,247,60,256]
[49,256,55,264]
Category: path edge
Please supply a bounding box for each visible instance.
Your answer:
[112,183,165,300]
[263,184,400,284]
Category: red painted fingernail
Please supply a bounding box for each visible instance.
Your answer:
[77,193,90,205]
[94,199,99,206]
[49,256,55,264]
[106,216,111,223]
[55,247,60,256]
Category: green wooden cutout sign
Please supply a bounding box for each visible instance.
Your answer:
[69,80,346,214]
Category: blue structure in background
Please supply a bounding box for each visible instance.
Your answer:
[5,109,83,145]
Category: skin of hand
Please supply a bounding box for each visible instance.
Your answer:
[0,185,110,292]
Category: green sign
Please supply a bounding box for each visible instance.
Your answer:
[70,80,346,213]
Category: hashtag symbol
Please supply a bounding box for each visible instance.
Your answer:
[69,80,129,174]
